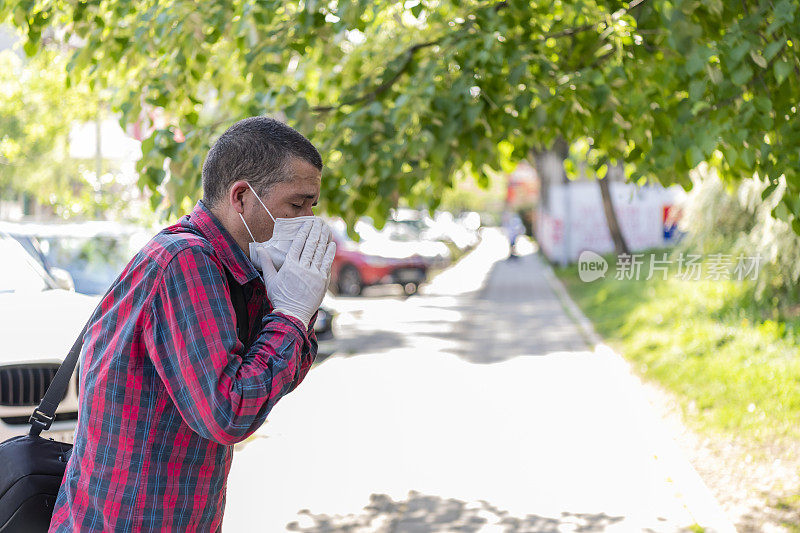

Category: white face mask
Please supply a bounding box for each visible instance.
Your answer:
[238,182,317,272]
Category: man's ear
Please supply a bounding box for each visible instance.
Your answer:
[229,181,250,214]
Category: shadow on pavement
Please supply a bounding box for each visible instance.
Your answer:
[430,253,588,365]
[328,329,408,358]
[286,491,627,532]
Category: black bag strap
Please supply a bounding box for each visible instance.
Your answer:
[28,320,89,436]
[28,288,107,437]
[29,269,251,437]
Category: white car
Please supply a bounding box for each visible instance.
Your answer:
[0,234,97,442]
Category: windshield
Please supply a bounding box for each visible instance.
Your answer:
[36,235,136,295]
[0,237,51,293]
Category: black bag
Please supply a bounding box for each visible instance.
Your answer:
[0,273,250,532]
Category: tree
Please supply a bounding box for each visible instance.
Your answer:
[0,49,92,215]
[3,0,799,231]
[0,47,142,220]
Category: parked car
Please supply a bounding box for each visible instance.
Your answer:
[328,219,429,296]
[390,208,480,252]
[374,222,452,269]
[0,221,149,296]
[0,232,97,442]
[422,211,480,250]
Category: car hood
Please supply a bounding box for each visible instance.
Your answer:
[0,290,99,365]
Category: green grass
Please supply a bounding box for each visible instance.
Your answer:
[555,250,800,451]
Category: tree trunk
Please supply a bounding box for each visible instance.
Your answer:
[531,138,573,266]
[531,137,570,210]
[598,174,630,255]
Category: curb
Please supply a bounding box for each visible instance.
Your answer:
[537,253,738,533]
[537,253,604,349]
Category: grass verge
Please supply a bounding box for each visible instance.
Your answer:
[554,249,800,451]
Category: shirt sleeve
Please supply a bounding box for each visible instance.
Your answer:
[143,246,314,445]
[280,309,317,394]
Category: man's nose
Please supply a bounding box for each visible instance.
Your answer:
[300,206,314,217]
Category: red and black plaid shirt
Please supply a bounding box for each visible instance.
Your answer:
[49,200,317,532]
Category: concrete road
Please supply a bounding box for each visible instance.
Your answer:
[223,229,734,532]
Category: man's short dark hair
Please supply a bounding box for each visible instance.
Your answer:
[201,116,323,207]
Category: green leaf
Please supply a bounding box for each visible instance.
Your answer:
[685,49,706,75]
[772,202,790,221]
[149,192,163,212]
[753,96,772,112]
[730,64,753,85]
[774,60,792,84]
[792,217,800,236]
[761,181,778,200]
[698,129,716,154]
[729,41,751,66]
[689,79,705,101]
[764,40,784,61]
[145,167,166,187]
[23,39,37,57]
[724,145,739,166]
[410,3,423,18]
[749,50,767,69]
[740,147,755,168]
[766,18,784,35]
[12,7,27,28]
[691,100,710,115]
[687,146,704,167]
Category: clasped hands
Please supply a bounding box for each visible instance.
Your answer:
[257,219,336,329]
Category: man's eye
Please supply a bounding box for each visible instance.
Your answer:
[292,204,303,209]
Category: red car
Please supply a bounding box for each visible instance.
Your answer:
[329,226,428,296]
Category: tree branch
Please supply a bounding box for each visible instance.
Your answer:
[545,24,596,39]
[311,39,442,112]
[310,0,651,114]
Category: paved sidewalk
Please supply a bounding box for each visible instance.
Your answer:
[223,229,734,532]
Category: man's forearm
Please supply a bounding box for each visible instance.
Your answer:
[269,310,318,393]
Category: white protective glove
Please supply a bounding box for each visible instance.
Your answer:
[258,218,336,330]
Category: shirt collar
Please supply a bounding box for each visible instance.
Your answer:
[186,199,261,285]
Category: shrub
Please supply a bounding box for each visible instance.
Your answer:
[678,165,800,307]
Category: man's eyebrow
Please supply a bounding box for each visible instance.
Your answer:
[291,193,319,205]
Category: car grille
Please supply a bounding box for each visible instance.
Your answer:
[0,364,68,406]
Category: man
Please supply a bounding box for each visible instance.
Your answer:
[502,209,524,260]
[49,117,334,532]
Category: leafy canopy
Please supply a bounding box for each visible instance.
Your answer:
[3,0,799,230]
[0,49,104,216]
